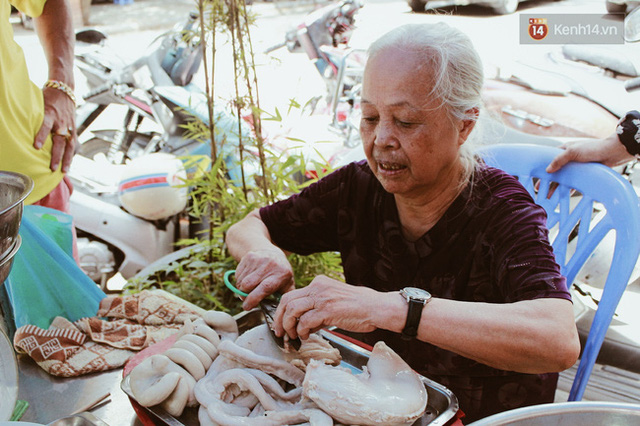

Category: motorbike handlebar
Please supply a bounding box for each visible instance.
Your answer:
[624,76,640,92]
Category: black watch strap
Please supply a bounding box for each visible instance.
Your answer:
[401,299,425,341]
[617,110,640,156]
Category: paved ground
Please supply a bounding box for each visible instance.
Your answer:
[87,0,196,33]
[84,0,324,34]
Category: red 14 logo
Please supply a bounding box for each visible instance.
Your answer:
[528,18,548,41]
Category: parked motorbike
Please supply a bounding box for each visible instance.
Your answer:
[70,7,368,286]
[74,11,213,164]
[480,15,640,186]
[266,0,364,114]
[263,0,365,177]
[68,152,189,289]
[70,12,262,287]
[482,11,640,140]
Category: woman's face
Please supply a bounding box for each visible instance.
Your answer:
[360,47,475,199]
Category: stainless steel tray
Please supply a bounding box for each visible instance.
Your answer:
[121,309,459,425]
[0,327,18,422]
[47,412,111,426]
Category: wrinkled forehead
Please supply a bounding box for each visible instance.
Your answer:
[362,47,444,110]
[366,43,440,69]
[363,46,439,88]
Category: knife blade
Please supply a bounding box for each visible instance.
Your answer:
[259,298,301,351]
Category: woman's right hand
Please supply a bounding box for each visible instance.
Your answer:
[234,249,295,310]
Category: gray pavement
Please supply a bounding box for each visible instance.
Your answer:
[86,0,195,33]
[82,0,323,34]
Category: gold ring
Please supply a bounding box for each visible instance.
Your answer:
[52,127,73,140]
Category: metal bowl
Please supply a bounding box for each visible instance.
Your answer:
[468,401,640,425]
[0,236,21,287]
[0,171,33,261]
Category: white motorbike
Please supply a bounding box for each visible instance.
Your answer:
[68,152,193,289]
[70,12,258,288]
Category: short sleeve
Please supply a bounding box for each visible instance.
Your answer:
[11,0,46,17]
[259,164,356,255]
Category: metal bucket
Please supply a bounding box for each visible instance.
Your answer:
[0,171,33,262]
[468,401,640,425]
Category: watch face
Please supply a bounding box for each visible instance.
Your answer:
[402,287,431,301]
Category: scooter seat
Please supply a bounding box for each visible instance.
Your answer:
[562,45,640,77]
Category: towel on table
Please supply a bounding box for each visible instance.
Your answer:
[98,289,205,325]
[13,290,205,377]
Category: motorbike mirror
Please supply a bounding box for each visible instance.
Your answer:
[624,6,640,42]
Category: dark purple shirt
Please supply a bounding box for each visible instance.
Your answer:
[260,160,571,422]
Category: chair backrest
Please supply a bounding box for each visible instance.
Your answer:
[481,143,640,401]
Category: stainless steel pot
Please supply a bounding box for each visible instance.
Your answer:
[468,401,640,425]
[0,236,21,287]
[0,171,33,261]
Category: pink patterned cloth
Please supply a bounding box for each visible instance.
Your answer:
[98,290,204,325]
[13,290,204,377]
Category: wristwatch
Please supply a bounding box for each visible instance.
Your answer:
[400,287,432,340]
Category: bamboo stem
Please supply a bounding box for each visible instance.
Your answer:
[70,392,111,415]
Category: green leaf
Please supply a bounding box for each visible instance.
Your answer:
[262,107,282,122]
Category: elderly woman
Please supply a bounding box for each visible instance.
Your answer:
[226,23,580,422]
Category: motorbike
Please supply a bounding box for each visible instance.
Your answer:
[74,11,213,164]
[68,152,188,289]
[263,0,365,178]
[74,0,364,166]
[265,0,364,101]
[481,11,640,140]
[70,12,263,288]
[69,117,262,290]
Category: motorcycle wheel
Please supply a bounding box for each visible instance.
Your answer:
[493,0,519,15]
[408,0,427,12]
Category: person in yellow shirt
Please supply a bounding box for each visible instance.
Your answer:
[1,0,76,211]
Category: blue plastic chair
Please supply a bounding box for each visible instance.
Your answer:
[481,143,640,401]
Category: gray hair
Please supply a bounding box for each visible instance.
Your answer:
[366,23,485,180]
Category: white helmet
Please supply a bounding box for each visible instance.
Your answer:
[118,153,188,220]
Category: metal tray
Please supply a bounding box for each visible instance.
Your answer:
[0,327,18,421]
[47,412,110,426]
[121,309,459,425]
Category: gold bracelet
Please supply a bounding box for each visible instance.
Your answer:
[43,80,76,106]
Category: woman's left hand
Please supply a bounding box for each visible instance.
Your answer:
[272,275,382,340]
